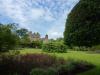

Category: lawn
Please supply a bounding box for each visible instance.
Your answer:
[18,48,100,75]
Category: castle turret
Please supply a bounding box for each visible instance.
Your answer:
[43,34,48,43]
[45,34,48,40]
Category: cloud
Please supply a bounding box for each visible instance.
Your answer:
[30,9,45,19]
[0,0,79,39]
[47,0,79,39]
[0,0,28,28]
[47,15,65,39]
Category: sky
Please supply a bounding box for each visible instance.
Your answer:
[0,0,79,39]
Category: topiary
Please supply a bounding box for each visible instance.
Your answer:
[64,0,100,47]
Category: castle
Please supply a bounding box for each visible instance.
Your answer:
[28,31,48,43]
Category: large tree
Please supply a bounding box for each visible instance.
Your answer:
[16,28,28,38]
[16,28,30,47]
[64,0,100,47]
[0,24,19,52]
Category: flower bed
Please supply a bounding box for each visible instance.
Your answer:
[0,54,94,75]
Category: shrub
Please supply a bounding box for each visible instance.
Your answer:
[0,54,94,75]
[30,60,94,75]
[30,67,57,75]
[73,46,90,51]
[8,50,20,55]
[46,67,57,75]
[32,40,42,48]
[57,60,94,75]
[30,68,46,75]
[42,42,67,53]
[57,61,76,75]
[0,53,65,75]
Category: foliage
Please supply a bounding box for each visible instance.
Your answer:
[16,28,31,48]
[46,67,57,75]
[42,42,67,53]
[0,53,65,75]
[56,37,64,43]
[0,23,20,52]
[16,28,28,38]
[72,46,90,51]
[0,49,96,75]
[30,67,57,75]
[91,45,100,51]
[57,60,94,75]
[14,48,100,75]
[0,23,32,51]
[30,60,93,75]
[31,40,42,49]
[16,29,43,48]
[64,0,100,47]
[30,68,46,75]
[8,50,20,55]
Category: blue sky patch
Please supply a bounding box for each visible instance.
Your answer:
[0,0,79,39]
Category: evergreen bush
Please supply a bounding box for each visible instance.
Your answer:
[42,42,67,53]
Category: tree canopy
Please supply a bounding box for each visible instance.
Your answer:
[0,24,19,51]
[64,0,100,47]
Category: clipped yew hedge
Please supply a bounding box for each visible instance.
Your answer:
[42,42,67,53]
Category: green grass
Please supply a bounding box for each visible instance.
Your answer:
[18,48,100,75]
[19,48,42,54]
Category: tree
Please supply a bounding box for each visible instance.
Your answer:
[32,40,42,48]
[0,24,19,52]
[64,0,100,47]
[16,28,28,38]
[56,38,64,43]
[16,28,30,48]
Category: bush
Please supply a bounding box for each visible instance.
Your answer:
[46,67,57,75]
[32,40,42,48]
[42,42,67,53]
[0,53,65,75]
[73,46,90,51]
[30,60,94,75]
[8,50,20,55]
[57,60,94,75]
[57,60,76,75]
[30,68,46,75]
[0,54,94,75]
[30,67,57,75]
